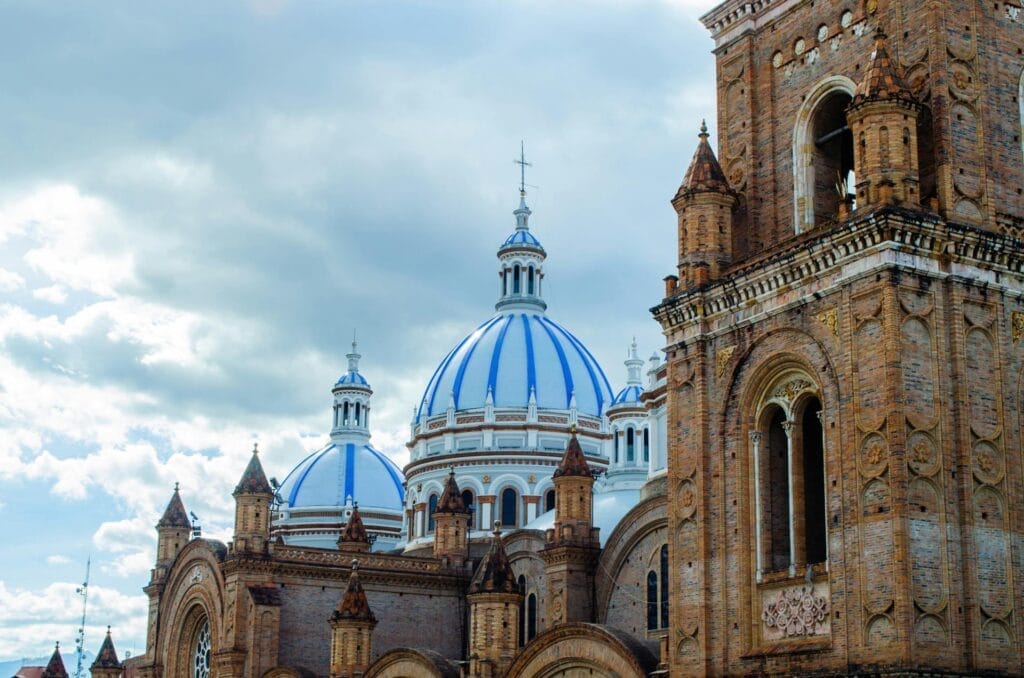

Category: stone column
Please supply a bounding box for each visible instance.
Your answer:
[749,430,764,582]
[782,420,797,576]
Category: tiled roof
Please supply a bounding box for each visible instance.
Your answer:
[41,645,67,678]
[553,431,591,478]
[332,561,376,622]
[435,471,469,514]
[234,445,273,496]
[674,121,732,201]
[91,628,121,670]
[850,30,917,108]
[468,527,519,595]
[338,505,370,544]
[157,486,190,529]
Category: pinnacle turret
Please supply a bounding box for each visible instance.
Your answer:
[42,643,67,678]
[554,429,591,478]
[850,30,918,110]
[90,627,122,670]
[234,443,273,496]
[157,484,190,529]
[435,470,469,514]
[674,120,732,201]
[469,523,519,594]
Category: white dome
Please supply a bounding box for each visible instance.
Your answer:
[279,441,405,511]
[416,311,614,420]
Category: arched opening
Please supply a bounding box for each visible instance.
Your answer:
[659,544,669,628]
[800,397,826,564]
[354,402,361,426]
[544,489,555,513]
[502,269,508,296]
[646,570,658,631]
[527,593,537,641]
[518,575,527,647]
[1020,69,1024,173]
[613,429,620,464]
[626,427,635,463]
[343,401,350,426]
[461,489,475,529]
[643,428,650,463]
[764,406,791,572]
[513,265,521,294]
[427,494,438,532]
[500,487,518,527]
[191,619,212,678]
[528,266,535,295]
[793,77,857,232]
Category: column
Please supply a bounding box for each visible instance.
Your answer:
[749,430,764,582]
[781,420,797,576]
[414,502,426,538]
[817,409,829,569]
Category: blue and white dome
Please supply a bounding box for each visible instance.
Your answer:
[608,340,646,411]
[501,226,544,251]
[278,441,404,510]
[416,311,614,420]
[611,384,644,406]
[335,370,370,387]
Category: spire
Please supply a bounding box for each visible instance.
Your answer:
[625,338,644,386]
[346,336,361,374]
[850,29,917,108]
[332,560,376,622]
[554,429,591,478]
[157,484,190,529]
[469,523,519,594]
[339,504,371,546]
[42,643,67,678]
[675,120,732,201]
[91,627,122,670]
[435,470,470,513]
[234,443,273,496]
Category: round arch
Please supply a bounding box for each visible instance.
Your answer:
[792,75,858,232]
[364,648,460,678]
[506,623,657,678]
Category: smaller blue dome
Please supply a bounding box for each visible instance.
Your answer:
[335,370,370,388]
[279,442,404,510]
[501,229,544,251]
[611,385,644,406]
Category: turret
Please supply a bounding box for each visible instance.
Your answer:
[329,560,377,678]
[672,121,738,287]
[232,443,274,554]
[331,340,373,444]
[155,484,191,577]
[846,29,922,210]
[467,524,522,677]
[432,470,471,567]
[90,627,123,678]
[337,503,371,553]
[495,145,547,314]
[540,430,600,626]
[41,643,68,678]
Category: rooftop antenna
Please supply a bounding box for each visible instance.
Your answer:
[73,557,90,678]
[514,141,531,195]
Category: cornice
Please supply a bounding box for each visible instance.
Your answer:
[653,209,1024,342]
[405,449,608,478]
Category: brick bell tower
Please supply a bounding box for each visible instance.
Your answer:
[540,428,600,626]
[431,469,471,567]
[655,0,1024,675]
[232,443,274,555]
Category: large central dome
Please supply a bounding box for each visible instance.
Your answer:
[417,311,614,420]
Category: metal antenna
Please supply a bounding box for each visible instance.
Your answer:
[514,141,531,195]
[73,557,91,678]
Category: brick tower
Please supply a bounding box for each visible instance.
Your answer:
[540,429,600,626]
[231,443,274,554]
[655,0,1024,674]
[153,484,190,580]
[432,470,471,567]
[467,524,522,677]
[90,627,123,678]
[329,560,377,678]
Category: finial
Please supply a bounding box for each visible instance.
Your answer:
[252,442,259,455]
[449,466,456,477]
[351,558,359,571]
[352,328,358,354]
[173,481,179,492]
[570,422,577,435]
[699,119,708,137]
[55,641,60,649]
[493,520,502,534]
[515,140,531,196]
[106,625,111,635]
[874,26,887,41]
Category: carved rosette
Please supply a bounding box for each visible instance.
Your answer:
[761,585,830,639]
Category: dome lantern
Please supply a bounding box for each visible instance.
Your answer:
[496,144,547,313]
[331,339,372,444]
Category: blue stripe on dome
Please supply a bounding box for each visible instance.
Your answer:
[612,385,644,404]
[288,444,334,506]
[423,316,495,418]
[344,443,355,500]
[521,313,537,398]
[452,315,503,409]
[534,314,573,408]
[365,445,406,502]
[540,316,605,414]
[486,314,515,401]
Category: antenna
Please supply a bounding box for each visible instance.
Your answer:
[514,141,531,195]
[73,557,90,678]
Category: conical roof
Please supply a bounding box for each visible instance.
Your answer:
[234,444,273,496]
[674,121,732,201]
[157,485,190,529]
[553,429,591,478]
[339,504,370,545]
[850,30,917,108]
[332,560,376,622]
[469,525,519,595]
[91,628,122,670]
[435,470,469,514]
[41,644,68,678]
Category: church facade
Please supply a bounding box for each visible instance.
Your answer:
[89,0,1024,676]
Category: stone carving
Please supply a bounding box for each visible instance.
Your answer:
[189,566,205,585]
[865,441,885,466]
[816,307,839,337]
[716,345,736,378]
[762,585,830,637]
[1008,5,1021,22]
[772,378,813,403]
[1012,311,1024,344]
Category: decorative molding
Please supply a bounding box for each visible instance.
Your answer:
[772,378,814,404]
[1012,311,1024,343]
[716,345,736,378]
[816,307,839,337]
[761,585,830,638]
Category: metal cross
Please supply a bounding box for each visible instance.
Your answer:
[514,141,531,194]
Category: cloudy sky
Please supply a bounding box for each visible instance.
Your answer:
[0,0,715,658]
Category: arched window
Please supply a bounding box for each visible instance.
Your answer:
[427,494,439,532]
[646,570,658,630]
[613,429,620,464]
[500,488,517,527]
[527,593,537,640]
[461,489,475,529]
[793,77,857,232]
[626,427,635,463]
[801,397,826,564]
[518,575,527,647]
[342,401,350,426]
[765,407,791,572]
[527,266,535,294]
[354,402,361,426]
[192,619,211,678]
[643,428,650,463]
[502,269,508,296]
[513,265,521,294]
[544,489,555,513]
[659,544,669,628]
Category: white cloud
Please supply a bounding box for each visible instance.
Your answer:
[32,285,67,304]
[45,555,71,565]
[0,269,25,292]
